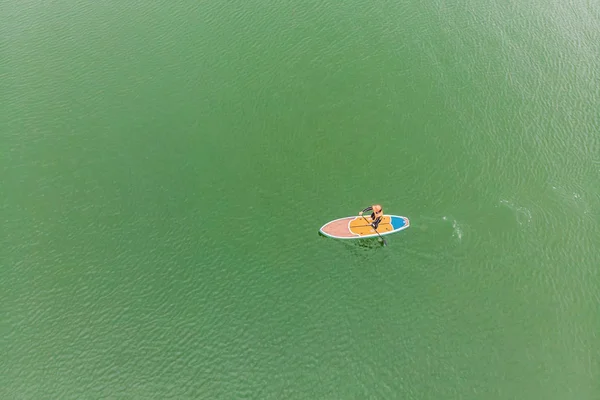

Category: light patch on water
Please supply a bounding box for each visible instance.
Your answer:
[442,216,463,241]
[499,199,533,225]
[549,184,592,218]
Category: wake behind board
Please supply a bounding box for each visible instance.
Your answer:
[319,215,410,239]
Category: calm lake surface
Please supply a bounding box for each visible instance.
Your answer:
[3,0,599,398]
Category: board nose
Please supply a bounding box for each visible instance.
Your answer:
[390,216,407,230]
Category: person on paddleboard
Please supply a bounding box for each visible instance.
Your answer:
[359,204,383,230]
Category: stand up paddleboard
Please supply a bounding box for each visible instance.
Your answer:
[319,215,410,239]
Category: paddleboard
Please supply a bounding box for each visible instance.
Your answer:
[319,215,410,239]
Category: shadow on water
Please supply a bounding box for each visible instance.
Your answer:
[318,231,386,254]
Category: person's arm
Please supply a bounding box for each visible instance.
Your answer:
[358,206,373,216]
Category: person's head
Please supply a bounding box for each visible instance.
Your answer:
[373,204,383,215]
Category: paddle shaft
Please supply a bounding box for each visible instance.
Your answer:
[361,215,387,245]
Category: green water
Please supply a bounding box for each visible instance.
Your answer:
[3,0,599,398]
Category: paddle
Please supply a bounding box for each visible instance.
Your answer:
[361,215,387,246]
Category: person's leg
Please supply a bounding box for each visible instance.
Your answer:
[371,217,381,230]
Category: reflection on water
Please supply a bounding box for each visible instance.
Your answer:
[318,231,385,250]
